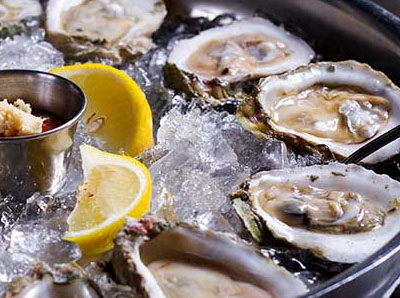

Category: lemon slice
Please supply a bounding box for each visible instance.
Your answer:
[64,145,152,255]
[50,63,154,156]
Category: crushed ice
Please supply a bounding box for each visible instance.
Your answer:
[0,29,64,71]
[123,47,173,134]
[149,107,289,232]
[0,251,33,291]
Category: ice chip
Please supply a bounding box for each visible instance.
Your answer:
[0,251,33,283]
[9,222,81,264]
[221,113,289,173]
[0,194,24,231]
[123,47,172,134]
[261,140,289,170]
[0,30,64,71]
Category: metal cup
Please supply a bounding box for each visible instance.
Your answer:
[0,70,86,198]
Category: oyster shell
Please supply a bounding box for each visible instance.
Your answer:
[232,163,400,263]
[0,0,42,38]
[165,17,314,102]
[4,262,102,298]
[237,60,400,163]
[0,0,41,22]
[110,218,308,298]
[46,0,167,63]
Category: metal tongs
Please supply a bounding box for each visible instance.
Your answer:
[343,124,400,164]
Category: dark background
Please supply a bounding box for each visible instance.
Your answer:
[374,0,400,15]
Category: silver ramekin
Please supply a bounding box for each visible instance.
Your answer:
[0,70,86,198]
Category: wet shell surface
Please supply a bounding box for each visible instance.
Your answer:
[165,17,314,101]
[111,218,308,298]
[4,262,101,298]
[46,0,167,63]
[168,17,314,83]
[237,60,400,163]
[233,163,400,263]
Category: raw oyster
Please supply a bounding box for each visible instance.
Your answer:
[110,217,308,298]
[232,163,400,263]
[4,262,102,298]
[237,60,400,163]
[46,0,167,63]
[165,17,314,102]
[0,0,42,38]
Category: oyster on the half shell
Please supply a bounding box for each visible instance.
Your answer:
[237,60,400,163]
[232,163,400,263]
[46,0,167,63]
[110,218,308,298]
[165,17,314,102]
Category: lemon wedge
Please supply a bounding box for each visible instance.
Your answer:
[64,145,151,255]
[50,63,154,156]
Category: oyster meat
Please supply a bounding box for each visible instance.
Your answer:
[232,163,400,263]
[165,17,314,101]
[237,60,400,163]
[46,0,167,63]
[4,262,101,298]
[111,218,308,298]
[0,0,42,38]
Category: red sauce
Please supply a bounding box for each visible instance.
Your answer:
[35,111,64,132]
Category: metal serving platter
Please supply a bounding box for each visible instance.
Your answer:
[164,0,400,297]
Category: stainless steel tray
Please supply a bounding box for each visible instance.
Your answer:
[164,0,400,297]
